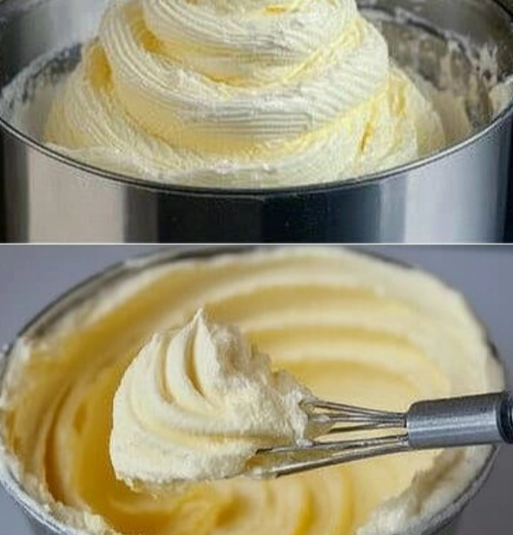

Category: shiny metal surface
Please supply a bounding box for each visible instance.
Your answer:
[1,0,513,242]
[0,247,503,534]
[407,393,513,448]
[21,518,463,535]
[19,519,461,535]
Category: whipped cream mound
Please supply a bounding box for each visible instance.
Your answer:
[43,0,445,187]
[110,309,312,485]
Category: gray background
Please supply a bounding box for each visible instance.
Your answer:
[0,245,512,534]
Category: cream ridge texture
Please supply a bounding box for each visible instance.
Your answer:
[110,309,311,485]
[0,247,504,535]
[44,0,446,187]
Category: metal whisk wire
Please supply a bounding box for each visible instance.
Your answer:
[307,399,406,433]
[251,392,513,479]
[252,399,410,478]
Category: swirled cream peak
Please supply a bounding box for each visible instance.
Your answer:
[44,0,445,187]
[110,309,311,485]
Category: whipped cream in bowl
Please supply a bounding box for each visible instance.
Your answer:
[1,0,511,189]
[0,246,506,535]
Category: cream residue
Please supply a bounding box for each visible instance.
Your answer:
[0,247,505,535]
[110,309,310,485]
[41,0,446,187]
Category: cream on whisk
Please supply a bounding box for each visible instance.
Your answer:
[110,309,311,485]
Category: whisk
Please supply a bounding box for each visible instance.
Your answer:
[252,392,513,478]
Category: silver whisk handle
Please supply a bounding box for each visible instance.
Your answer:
[406,392,513,449]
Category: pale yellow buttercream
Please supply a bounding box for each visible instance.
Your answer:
[110,309,312,485]
[0,247,503,535]
[44,0,445,187]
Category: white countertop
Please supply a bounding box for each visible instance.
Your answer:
[1,245,512,534]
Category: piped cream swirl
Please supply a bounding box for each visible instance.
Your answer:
[45,0,445,187]
[110,309,310,485]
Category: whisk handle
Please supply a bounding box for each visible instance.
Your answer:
[406,392,513,450]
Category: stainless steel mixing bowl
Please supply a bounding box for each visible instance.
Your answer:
[1,0,513,243]
[0,246,504,534]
